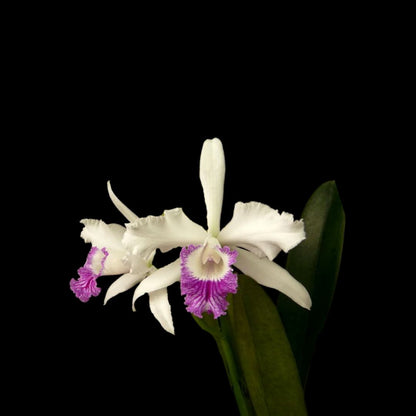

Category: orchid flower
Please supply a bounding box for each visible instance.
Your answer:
[70,183,175,334]
[123,138,312,322]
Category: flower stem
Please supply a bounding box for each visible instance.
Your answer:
[193,314,254,415]
[215,335,254,416]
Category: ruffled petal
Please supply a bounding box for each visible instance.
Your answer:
[218,201,306,261]
[234,248,312,310]
[200,138,225,237]
[107,181,139,223]
[80,220,130,275]
[149,287,175,335]
[80,219,125,251]
[132,259,181,311]
[103,272,147,305]
[123,208,207,259]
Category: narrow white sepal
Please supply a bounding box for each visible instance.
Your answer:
[200,138,225,237]
[149,287,175,335]
[104,272,147,305]
[107,181,139,223]
[235,248,312,310]
[132,259,181,311]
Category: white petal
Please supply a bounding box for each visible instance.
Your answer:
[107,181,139,223]
[80,219,125,250]
[219,201,305,261]
[123,208,207,259]
[104,272,147,305]
[235,248,312,310]
[149,287,175,335]
[80,219,129,275]
[200,138,225,237]
[132,259,181,310]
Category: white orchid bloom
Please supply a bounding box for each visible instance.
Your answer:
[124,138,312,320]
[70,182,175,334]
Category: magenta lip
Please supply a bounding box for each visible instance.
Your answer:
[70,246,109,302]
[180,244,238,318]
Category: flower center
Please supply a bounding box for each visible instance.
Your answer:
[186,242,229,281]
[180,237,238,318]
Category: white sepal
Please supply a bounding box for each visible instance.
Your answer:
[200,138,225,236]
[234,248,312,310]
[132,259,181,311]
[149,287,175,335]
[107,181,139,223]
[104,272,147,305]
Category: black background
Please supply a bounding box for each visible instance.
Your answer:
[7,14,398,415]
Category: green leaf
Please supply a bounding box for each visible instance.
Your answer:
[227,276,308,415]
[196,275,308,415]
[277,180,345,386]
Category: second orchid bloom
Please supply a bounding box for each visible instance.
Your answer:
[71,138,312,334]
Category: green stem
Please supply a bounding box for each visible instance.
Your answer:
[214,335,254,416]
[193,314,254,415]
